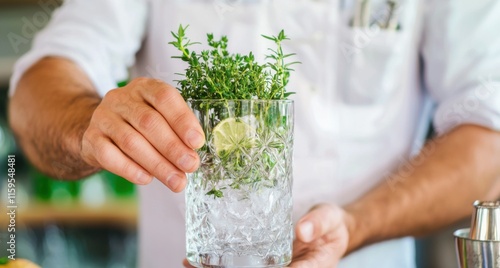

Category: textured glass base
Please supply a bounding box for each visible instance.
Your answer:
[187,253,291,268]
[186,100,294,268]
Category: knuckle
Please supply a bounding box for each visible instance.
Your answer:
[163,139,182,155]
[120,131,140,152]
[164,142,198,171]
[151,161,170,177]
[93,143,111,167]
[160,138,186,156]
[119,161,137,181]
[137,109,160,131]
[100,118,114,133]
[153,88,177,107]
[92,111,114,133]
[171,110,191,128]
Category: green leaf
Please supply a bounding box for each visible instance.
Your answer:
[178,24,186,35]
[206,188,224,198]
[261,34,276,41]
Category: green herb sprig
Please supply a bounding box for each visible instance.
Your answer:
[169,25,296,198]
[169,25,298,100]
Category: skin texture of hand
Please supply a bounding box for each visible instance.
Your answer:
[182,204,350,268]
[9,57,204,192]
[80,77,205,192]
[288,204,349,268]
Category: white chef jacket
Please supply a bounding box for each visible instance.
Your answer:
[10,0,500,267]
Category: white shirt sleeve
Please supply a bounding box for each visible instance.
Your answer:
[421,0,500,134]
[9,0,147,97]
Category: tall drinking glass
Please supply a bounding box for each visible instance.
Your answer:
[186,99,294,267]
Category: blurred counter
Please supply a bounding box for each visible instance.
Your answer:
[0,199,137,228]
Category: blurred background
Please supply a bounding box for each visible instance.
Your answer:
[0,1,138,267]
[0,1,468,267]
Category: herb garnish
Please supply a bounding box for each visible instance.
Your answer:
[169,25,297,198]
[169,25,298,100]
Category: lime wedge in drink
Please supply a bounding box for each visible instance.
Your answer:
[212,118,256,156]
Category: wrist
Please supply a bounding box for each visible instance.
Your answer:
[343,204,371,255]
[61,96,101,178]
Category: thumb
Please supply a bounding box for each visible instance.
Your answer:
[296,204,344,243]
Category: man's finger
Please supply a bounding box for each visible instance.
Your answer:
[100,116,187,192]
[295,204,344,243]
[82,135,153,185]
[118,103,201,173]
[137,79,205,149]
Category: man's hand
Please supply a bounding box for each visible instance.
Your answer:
[182,204,351,268]
[80,77,205,192]
[288,204,350,268]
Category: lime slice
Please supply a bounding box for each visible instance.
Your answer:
[212,118,256,155]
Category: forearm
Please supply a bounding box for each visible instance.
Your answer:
[345,124,500,253]
[8,57,101,179]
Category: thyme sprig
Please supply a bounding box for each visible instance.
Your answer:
[169,25,298,100]
[169,25,297,198]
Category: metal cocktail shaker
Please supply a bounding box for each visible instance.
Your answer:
[454,201,500,268]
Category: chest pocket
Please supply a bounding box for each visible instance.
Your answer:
[334,0,420,140]
[337,0,413,106]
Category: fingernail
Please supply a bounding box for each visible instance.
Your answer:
[186,130,205,149]
[167,174,182,191]
[136,171,152,185]
[179,154,197,171]
[299,221,314,243]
